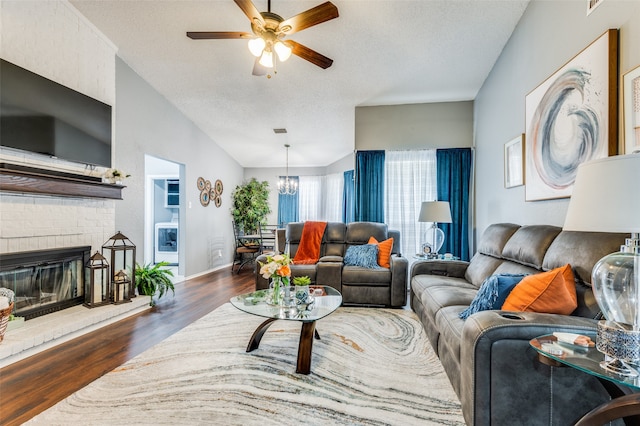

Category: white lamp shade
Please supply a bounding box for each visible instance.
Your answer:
[247,38,265,57]
[259,50,274,68]
[564,153,640,233]
[274,41,292,62]
[418,201,452,223]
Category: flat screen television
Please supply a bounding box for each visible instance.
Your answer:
[0,59,112,168]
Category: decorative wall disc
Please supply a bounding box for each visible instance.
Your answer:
[200,190,210,206]
[214,179,224,195]
[197,177,205,191]
[205,180,212,191]
[214,195,222,208]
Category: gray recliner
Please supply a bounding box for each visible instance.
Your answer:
[255,221,408,308]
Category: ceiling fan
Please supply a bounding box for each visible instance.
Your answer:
[186,0,338,76]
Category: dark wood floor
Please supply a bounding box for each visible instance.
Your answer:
[0,267,254,426]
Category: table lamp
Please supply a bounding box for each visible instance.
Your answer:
[563,153,640,376]
[418,201,452,258]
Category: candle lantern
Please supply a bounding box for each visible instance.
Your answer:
[85,251,110,308]
[102,231,137,299]
[112,269,132,304]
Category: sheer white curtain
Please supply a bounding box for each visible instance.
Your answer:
[324,172,343,222]
[384,150,437,258]
[298,175,324,221]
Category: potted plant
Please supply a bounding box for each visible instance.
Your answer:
[293,275,311,303]
[231,178,271,234]
[135,261,175,306]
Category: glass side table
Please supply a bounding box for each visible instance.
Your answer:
[530,334,640,425]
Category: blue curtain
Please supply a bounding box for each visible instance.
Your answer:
[342,170,355,223]
[437,148,473,261]
[277,176,299,227]
[355,151,385,223]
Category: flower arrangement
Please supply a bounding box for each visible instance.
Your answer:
[259,254,292,280]
[104,168,131,183]
[259,254,292,305]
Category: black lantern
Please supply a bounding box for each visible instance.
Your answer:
[85,251,110,308]
[102,231,137,299]
[112,269,132,304]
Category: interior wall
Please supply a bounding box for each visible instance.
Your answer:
[0,0,117,255]
[355,101,474,150]
[115,57,244,277]
[474,0,640,236]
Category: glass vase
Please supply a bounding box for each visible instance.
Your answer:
[269,276,291,306]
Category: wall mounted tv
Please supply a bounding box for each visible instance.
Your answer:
[1,59,112,168]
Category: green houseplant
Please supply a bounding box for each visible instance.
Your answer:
[135,261,175,306]
[231,178,271,234]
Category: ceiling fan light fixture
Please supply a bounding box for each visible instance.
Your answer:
[247,37,266,57]
[259,49,274,68]
[274,41,292,62]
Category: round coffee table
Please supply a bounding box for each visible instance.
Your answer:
[230,285,342,375]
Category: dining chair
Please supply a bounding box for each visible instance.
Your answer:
[232,221,261,274]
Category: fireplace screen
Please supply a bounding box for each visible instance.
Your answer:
[0,247,89,319]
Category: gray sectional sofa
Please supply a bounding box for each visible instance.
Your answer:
[255,221,408,308]
[410,223,628,425]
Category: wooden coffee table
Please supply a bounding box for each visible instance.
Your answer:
[230,286,342,374]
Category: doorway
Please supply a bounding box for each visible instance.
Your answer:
[144,155,185,279]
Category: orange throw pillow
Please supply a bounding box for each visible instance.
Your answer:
[368,236,394,268]
[501,264,577,315]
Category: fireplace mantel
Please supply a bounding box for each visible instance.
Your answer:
[0,163,124,200]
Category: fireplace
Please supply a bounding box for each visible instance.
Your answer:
[0,246,90,320]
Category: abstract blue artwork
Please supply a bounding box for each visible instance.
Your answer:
[525,29,617,201]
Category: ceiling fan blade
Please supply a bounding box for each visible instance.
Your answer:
[187,31,252,40]
[278,2,338,35]
[252,58,268,76]
[288,40,333,69]
[234,0,265,27]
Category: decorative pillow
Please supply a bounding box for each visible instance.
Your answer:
[368,236,394,268]
[343,244,380,269]
[459,274,526,320]
[501,264,577,315]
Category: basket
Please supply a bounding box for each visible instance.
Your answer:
[0,302,15,343]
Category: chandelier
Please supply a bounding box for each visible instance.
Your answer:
[277,144,297,195]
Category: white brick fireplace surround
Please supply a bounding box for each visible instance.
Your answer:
[0,192,116,254]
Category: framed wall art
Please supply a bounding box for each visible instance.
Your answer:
[524,29,618,201]
[504,134,524,188]
[623,64,640,154]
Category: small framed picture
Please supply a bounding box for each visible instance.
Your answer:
[504,134,524,188]
[623,64,640,154]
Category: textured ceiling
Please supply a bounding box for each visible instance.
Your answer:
[70,0,529,168]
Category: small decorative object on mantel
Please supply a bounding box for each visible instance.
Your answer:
[85,251,111,308]
[102,232,137,299]
[103,168,131,184]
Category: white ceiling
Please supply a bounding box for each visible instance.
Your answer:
[70,0,529,168]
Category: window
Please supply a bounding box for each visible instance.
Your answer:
[384,150,437,258]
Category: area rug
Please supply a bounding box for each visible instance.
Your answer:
[26,304,464,425]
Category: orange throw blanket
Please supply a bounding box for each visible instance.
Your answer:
[293,221,327,265]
